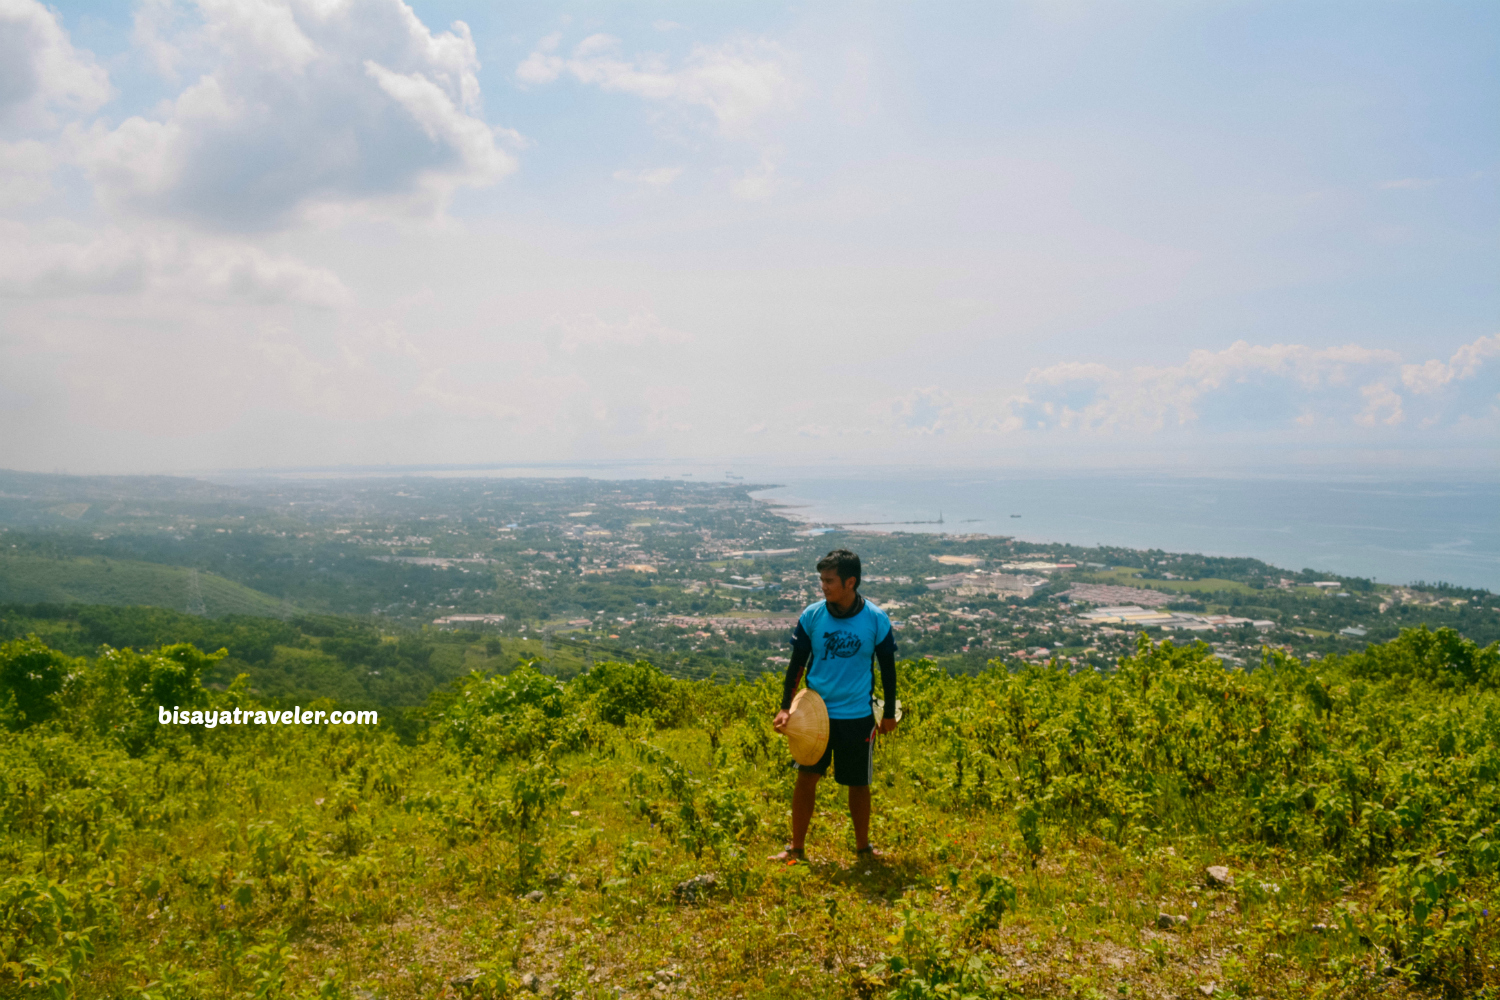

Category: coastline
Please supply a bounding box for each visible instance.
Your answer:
[746,473,1500,591]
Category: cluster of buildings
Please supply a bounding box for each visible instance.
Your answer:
[376,554,492,568]
[581,562,659,575]
[925,571,1047,598]
[724,547,801,560]
[1075,605,1273,632]
[1062,583,1175,607]
[432,613,505,628]
[659,615,796,633]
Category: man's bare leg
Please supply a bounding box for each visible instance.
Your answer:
[790,770,821,848]
[769,770,820,860]
[848,784,871,851]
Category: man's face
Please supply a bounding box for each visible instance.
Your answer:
[819,568,858,607]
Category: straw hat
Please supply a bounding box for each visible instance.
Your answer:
[784,688,829,765]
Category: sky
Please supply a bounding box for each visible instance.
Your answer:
[0,0,1496,475]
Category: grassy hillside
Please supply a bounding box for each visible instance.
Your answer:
[1,627,1497,999]
[0,555,286,617]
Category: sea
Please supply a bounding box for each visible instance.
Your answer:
[748,472,1500,592]
[227,463,1500,592]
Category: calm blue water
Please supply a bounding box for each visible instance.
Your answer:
[749,473,1500,592]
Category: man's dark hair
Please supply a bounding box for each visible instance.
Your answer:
[816,549,861,589]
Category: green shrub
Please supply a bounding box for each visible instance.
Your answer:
[63,643,222,753]
[497,751,566,882]
[574,659,683,727]
[0,635,75,730]
[1356,852,1493,991]
[441,660,573,758]
[0,874,104,998]
[961,872,1018,938]
[872,902,1011,999]
[1335,625,1500,689]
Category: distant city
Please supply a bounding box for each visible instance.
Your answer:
[1,469,1494,699]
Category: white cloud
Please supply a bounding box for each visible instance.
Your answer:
[1025,361,1117,387]
[77,0,516,230]
[612,166,682,188]
[193,242,350,307]
[1354,382,1403,427]
[889,387,957,435]
[730,153,780,201]
[1401,359,1450,395]
[792,338,1495,445]
[1401,334,1500,394]
[0,138,54,207]
[516,33,793,137]
[0,222,148,295]
[1018,340,1406,433]
[412,367,523,422]
[0,221,349,306]
[550,313,691,354]
[363,59,517,190]
[514,33,564,84]
[0,0,110,133]
[131,0,186,79]
[252,335,343,416]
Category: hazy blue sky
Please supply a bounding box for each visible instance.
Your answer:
[1,0,1496,473]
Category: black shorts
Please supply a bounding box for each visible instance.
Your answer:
[799,714,877,787]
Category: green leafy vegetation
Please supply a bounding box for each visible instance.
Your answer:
[0,604,487,719]
[1342,625,1499,689]
[1,625,1496,998]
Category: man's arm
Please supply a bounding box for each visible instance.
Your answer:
[781,621,813,710]
[780,646,811,711]
[875,628,897,729]
[774,622,814,731]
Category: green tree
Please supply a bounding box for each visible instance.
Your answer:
[1338,625,1500,689]
[442,659,571,758]
[0,635,76,730]
[574,659,682,726]
[64,643,223,753]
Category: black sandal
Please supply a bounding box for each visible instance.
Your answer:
[769,845,807,865]
[856,844,884,859]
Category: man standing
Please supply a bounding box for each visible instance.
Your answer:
[770,548,898,863]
